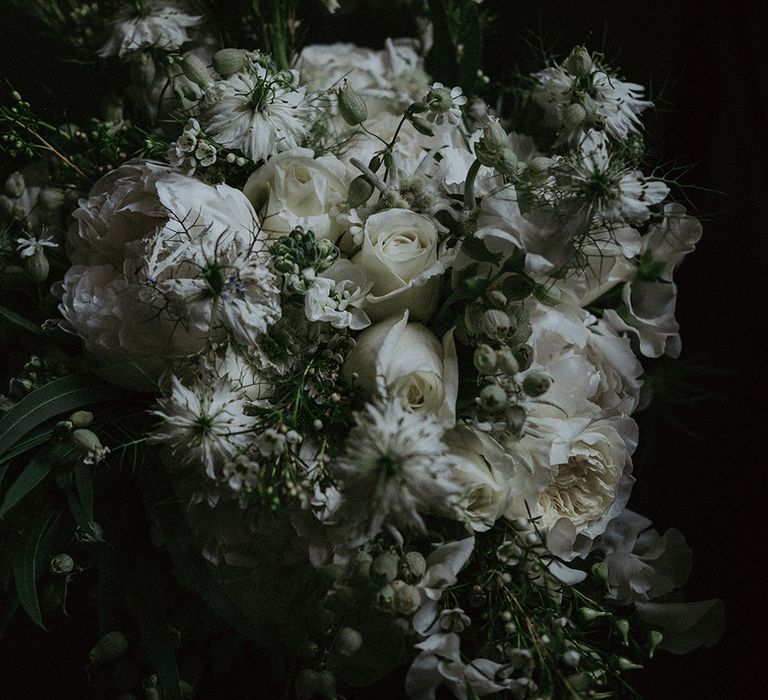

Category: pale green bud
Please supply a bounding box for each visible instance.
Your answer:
[523,373,551,398]
[618,657,643,671]
[409,115,436,137]
[481,309,511,339]
[70,410,94,428]
[496,347,519,375]
[648,630,663,658]
[131,52,156,87]
[89,631,128,666]
[50,553,74,575]
[347,175,374,208]
[562,649,581,667]
[71,428,102,452]
[497,148,521,176]
[334,627,363,656]
[579,607,609,623]
[480,384,507,412]
[475,119,508,167]
[38,187,66,211]
[26,249,50,283]
[181,54,212,89]
[512,343,533,371]
[391,580,421,616]
[372,551,398,582]
[212,48,249,76]
[473,344,498,374]
[337,81,368,125]
[4,171,25,198]
[528,156,554,174]
[615,618,630,645]
[563,102,587,129]
[375,584,394,609]
[591,561,610,585]
[565,46,594,78]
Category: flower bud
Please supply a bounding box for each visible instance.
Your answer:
[50,553,75,575]
[496,347,519,375]
[591,561,610,588]
[70,410,94,428]
[334,627,363,656]
[89,631,128,666]
[473,344,498,374]
[316,670,336,699]
[487,289,507,308]
[512,343,533,371]
[565,46,594,78]
[352,550,373,578]
[479,384,507,412]
[131,52,156,87]
[579,607,608,623]
[409,115,436,137]
[4,171,25,198]
[562,649,581,667]
[26,249,50,283]
[523,373,551,398]
[181,54,212,89]
[375,584,394,609]
[38,187,66,211]
[648,630,663,658]
[391,580,421,615]
[528,156,555,174]
[481,309,511,339]
[401,551,427,581]
[497,148,520,176]
[212,48,250,76]
[337,81,368,126]
[294,669,321,700]
[347,175,374,208]
[475,119,507,167]
[372,551,398,582]
[615,618,630,645]
[617,657,643,671]
[563,103,587,129]
[71,428,102,452]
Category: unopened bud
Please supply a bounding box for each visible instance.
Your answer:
[479,384,507,412]
[523,373,551,398]
[401,551,427,580]
[496,347,519,375]
[481,309,511,339]
[4,172,25,198]
[334,627,363,656]
[512,343,533,371]
[38,187,66,211]
[347,175,374,208]
[562,649,581,667]
[617,657,643,671]
[497,148,520,176]
[26,249,50,283]
[372,551,398,582]
[615,618,630,645]
[579,607,609,623]
[409,115,436,137]
[337,81,368,126]
[352,550,373,578]
[563,102,587,129]
[212,48,249,76]
[591,561,610,587]
[89,631,128,666]
[316,670,336,699]
[475,118,507,167]
[294,669,320,700]
[391,580,421,615]
[71,428,102,452]
[528,156,555,174]
[565,46,594,78]
[473,344,498,374]
[69,410,94,428]
[50,553,75,575]
[181,54,212,88]
[375,584,394,609]
[648,630,663,658]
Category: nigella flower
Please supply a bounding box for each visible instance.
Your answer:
[333,397,460,540]
[561,130,668,224]
[151,376,256,478]
[423,82,467,125]
[200,63,310,162]
[98,1,202,58]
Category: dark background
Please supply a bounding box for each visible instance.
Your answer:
[0,1,765,698]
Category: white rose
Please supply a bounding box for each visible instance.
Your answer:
[352,208,452,322]
[243,147,354,242]
[342,312,458,426]
[445,425,515,531]
[510,414,638,560]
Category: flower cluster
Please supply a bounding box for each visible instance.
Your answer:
[0,4,722,700]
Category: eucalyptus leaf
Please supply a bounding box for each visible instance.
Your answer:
[0,303,41,335]
[13,509,63,629]
[0,375,122,459]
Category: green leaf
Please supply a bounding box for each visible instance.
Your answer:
[0,443,76,518]
[461,236,503,264]
[125,555,182,700]
[13,509,62,629]
[0,304,41,335]
[0,375,122,460]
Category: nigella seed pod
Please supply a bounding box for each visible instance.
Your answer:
[334,627,363,656]
[212,48,250,76]
[347,175,375,208]
[181,54,212,89]
[337,81,368,126]
[26,249,50,283]
[89,631,128,666]
[522,373,551,397]
[50,553,75,576]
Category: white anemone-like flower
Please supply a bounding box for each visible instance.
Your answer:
[16,230,58,258]
[98,1,202,58]
[200,64,309,162]
[562,130,668,224]
[333,397,460,539]
[151,376,256,477]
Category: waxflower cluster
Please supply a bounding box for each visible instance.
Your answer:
[0,5,721,700]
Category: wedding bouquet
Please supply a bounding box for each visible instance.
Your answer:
[0,1,723,698]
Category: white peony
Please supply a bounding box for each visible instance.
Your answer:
[352,208,452,322]
[242,147,355,241]
[342,312,458,427]
[60,161,280,387]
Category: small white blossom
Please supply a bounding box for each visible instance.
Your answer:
[424,82,467,125]
[304,260,372,330]
[16,230,58,258]
[151,376,256,478]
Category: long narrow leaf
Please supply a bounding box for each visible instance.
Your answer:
[0,375,123,459]
[0,443,76,518]
[13,509,62,629]
[0,303,41,335]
